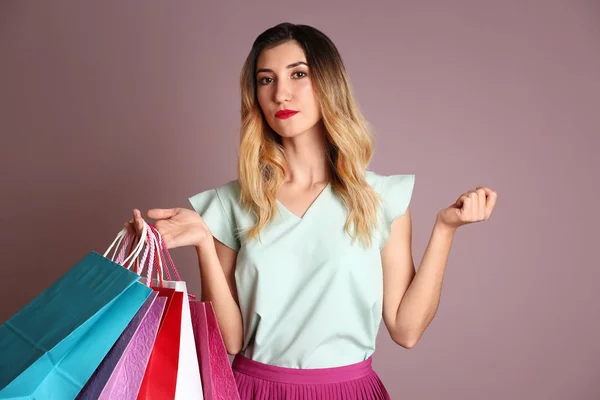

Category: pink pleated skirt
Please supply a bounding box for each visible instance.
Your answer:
[232,354,391,400]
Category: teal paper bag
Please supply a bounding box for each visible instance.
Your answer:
[0,251,152,399]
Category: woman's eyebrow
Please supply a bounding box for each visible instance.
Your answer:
[257,61,308,74]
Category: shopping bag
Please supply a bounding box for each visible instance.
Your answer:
[135,225,203,400]
[137,287,183,399]
[189,301,240,400]
[0,251,152,399]
[151,226,238,400]
[78,224,167,399]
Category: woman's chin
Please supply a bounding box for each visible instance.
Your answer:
[274,128,303,139]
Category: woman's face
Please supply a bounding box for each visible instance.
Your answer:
[255,40,322,139]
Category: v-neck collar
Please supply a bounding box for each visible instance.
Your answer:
[276,182,331,220]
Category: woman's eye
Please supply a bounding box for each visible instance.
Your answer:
[258,77,273,85]
[293,71,307,78]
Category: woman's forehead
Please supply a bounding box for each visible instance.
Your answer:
[257,41,307,70]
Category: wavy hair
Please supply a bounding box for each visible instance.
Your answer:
[238,22,381,247]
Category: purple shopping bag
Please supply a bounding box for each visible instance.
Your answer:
[77,292,166,399]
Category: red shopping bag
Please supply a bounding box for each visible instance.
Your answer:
[136,287,183,400]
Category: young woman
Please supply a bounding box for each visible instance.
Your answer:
[128,22,497,400]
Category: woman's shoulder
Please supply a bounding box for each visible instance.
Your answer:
[365,170,416,247]
[365,170,415,194]
[213,178,241,200]
[188,178,242,212]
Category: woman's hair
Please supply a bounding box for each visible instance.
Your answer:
[238,22,381,247]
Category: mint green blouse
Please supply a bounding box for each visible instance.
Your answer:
[189,170,415,369]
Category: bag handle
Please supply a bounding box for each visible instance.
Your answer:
[148,225,165,287]
[104,221,147,269]
[103,221,158,287]
[148,225,180,281]
[130,225,164,287]
[148,225,196,300]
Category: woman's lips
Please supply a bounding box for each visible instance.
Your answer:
[275,110,299,119]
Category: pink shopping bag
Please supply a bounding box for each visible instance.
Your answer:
[190,301,240,400]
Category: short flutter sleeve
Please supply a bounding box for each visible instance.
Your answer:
[188,183,241,251]
[379,174,416,249]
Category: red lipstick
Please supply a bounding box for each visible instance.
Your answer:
[275,109,299,119]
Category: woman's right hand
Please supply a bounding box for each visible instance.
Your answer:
[125,208,213,250]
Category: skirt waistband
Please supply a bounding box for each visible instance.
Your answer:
[231,354,374,385]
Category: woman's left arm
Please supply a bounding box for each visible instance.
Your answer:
[381,186,498,349]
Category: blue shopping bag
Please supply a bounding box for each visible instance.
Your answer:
[0,251,152,399]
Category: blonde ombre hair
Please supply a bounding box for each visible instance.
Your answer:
[238,23,382,247]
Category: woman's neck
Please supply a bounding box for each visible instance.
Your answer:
[280,124,331,186]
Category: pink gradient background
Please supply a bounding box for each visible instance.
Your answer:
[1,1,599,398]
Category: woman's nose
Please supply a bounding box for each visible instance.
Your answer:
[274,81,292,104]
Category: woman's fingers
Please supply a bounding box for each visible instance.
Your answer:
[130,209,145,234]
[147,208,179,220]
[124,220,135,233]
[125,208,184,236]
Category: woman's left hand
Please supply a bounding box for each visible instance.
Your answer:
[436,186,498,230]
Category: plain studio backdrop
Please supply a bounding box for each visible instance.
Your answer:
[0,1,598,399]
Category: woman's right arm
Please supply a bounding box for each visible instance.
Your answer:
[195,237,244,355]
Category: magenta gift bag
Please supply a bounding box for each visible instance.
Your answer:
[190,301,240,400]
